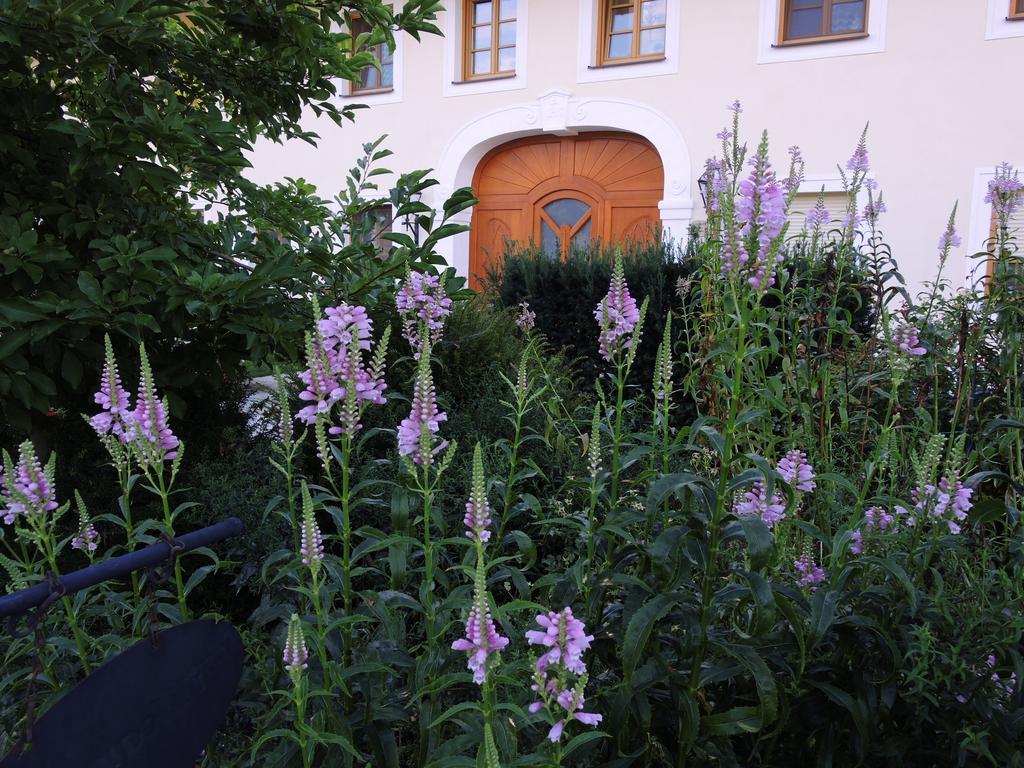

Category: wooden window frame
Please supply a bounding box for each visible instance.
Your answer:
[777,0,870,46]
[1011,0,1024,20]
[596,0,668,67]
[462,0,517,81]
[350,12,395,95]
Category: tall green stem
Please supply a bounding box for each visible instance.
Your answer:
[156,469,188,621]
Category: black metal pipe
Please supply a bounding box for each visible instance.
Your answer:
[0,517,244,620]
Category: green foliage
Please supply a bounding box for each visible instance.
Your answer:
[0,0,465,434]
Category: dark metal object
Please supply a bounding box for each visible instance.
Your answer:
[0,517,243,620]
[7,573,65,756]
[1,620,245,768]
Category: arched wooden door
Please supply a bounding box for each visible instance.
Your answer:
[469,132,664,286]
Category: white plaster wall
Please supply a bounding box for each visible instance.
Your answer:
[247,0,1024,293]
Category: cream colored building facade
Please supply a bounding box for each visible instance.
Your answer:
[248,0,1024,292]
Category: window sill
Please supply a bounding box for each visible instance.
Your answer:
[1008,14,1024,21]
[452,73,517,84]
[588,55,667,69]
[350,87,395,96]
[773,31,869,48]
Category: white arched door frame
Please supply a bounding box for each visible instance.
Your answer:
[434,89,694,276]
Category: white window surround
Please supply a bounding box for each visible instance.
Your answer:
[442,1,529,98]
[432,89,694,277]
[576,0,681,84]
[757,0,888,65]
[986,0,1024,40]
[339,32,405,106]
[965,164,1023,287]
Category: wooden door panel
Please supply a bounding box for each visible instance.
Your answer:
[471,132,664,287]
[471,207,524,284]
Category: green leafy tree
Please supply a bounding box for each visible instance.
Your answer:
[0,0,467,435]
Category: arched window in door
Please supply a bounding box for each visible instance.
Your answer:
[540,198,592,257]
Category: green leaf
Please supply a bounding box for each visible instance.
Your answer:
[622,592,677,679]
[561,729,609,760]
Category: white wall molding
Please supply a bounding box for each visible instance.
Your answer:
[434,89,694,275]
[986,0,1024,40]
[757,0,888,64]
[576,0,681,84]
[442,1,529,98]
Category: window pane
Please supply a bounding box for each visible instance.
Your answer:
[641,0,666,26]
[474,1,492,24]
[640,27,665,54]
[540,220,559,257]
[473,50,491,74]
[498,46,516,72]
[792,0,821,6]
[379,43,394,66]
[500,0,517,20]
[789,7,822,36]
[830,1,865,33]
[381,62,393,87]
[359,67,379,90]
[610,7,634,32]
[544,198,589,227]
[498,21,516,46]
[607,32,633,58]
[473,25,492,49]
[570,219,592,251]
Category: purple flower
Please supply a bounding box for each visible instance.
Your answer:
[794,554,825,591]
[1,442,59,525]
[126,345,179,466]
[526,609,601,743]
[911,476,973,534]
[892,321,926,357]
[987,655,1017,697]
[849,529,863,555]
[397,348,448,466]
[72,523,99,554]
[777,449,816,493]
[846,133,870,175]
[785,145,805,196]
[526,607,593,675]
[865,505,895,533]
[727,100,742,115]
[985,162,1023,225]
[543,683,603,742]
[862,192,886,226]
[452,606,509,684]
[296,303,388,436]
[733,481,786,529]
[938,227,962,253]
[71,492,99,554]
[805,196,830,232]
[515,302,536,333]
[594,253,641,362]
[90,335,133,441]
[283,613,308,678]
[733,135,788,290]
[396,271,453,356]
[703,157,730,214]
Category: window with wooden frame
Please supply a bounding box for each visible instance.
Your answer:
[598,0,667,65]
[1011,0,1024,20]
[462,0,517,80]
[351,13,394,94]
[778,0,868,45]
[353,204,393,258]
